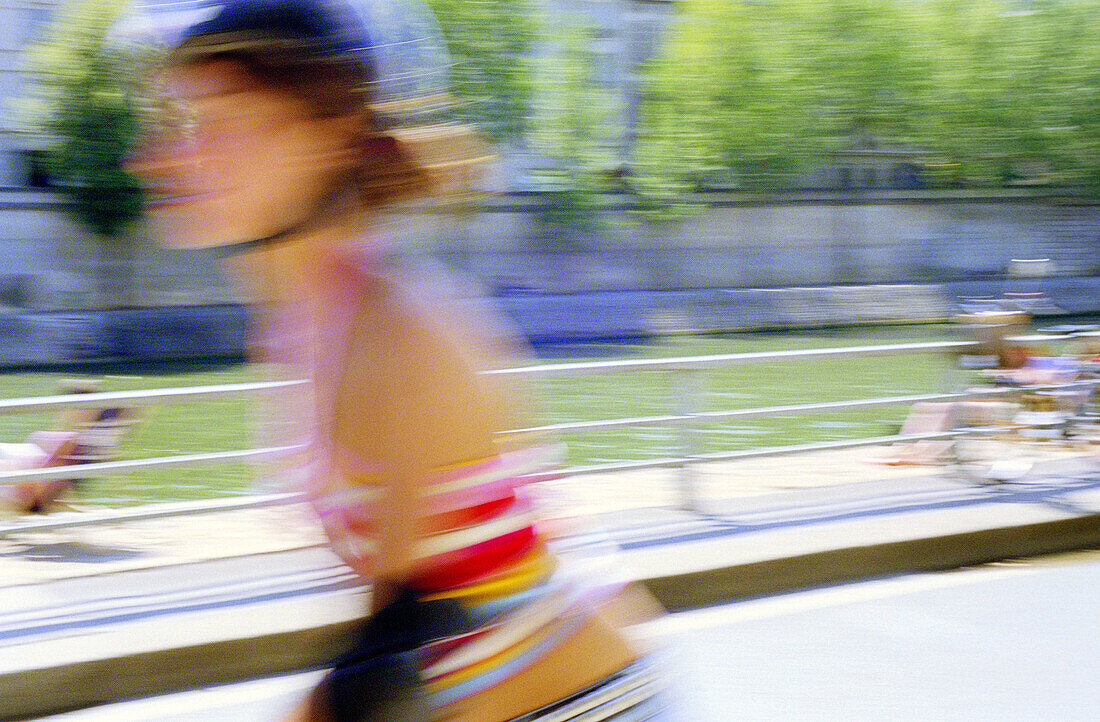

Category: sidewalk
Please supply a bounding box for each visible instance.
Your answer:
[0,445,994,588]
[2,444,1099,720]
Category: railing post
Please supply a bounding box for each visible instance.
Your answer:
[673,368,706,512]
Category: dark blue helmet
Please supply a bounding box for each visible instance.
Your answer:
[120,0,452,127]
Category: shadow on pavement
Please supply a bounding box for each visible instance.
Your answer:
[0,538,146,564]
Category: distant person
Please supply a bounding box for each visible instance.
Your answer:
[126,1,666,719]
[0,379,134,513]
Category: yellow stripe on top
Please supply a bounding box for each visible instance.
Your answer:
[420,543,556,607]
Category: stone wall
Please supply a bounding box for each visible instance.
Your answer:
[428,192,1100,293]
[6,276,1100,365]
[0,305,251,366]
[0,192,241,310]
[2,189,1097,309]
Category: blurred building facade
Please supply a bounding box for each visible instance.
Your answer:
[0,0,1095,314]
[0,0,51,188]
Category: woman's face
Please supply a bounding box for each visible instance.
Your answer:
[127,58,358,249]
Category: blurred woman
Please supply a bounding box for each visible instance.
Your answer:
[126,1,666,720]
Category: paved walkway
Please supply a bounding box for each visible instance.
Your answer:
[1,441,1099,719]
[0,442,1095,588]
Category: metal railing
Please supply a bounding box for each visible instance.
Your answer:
[3,339,1093,532]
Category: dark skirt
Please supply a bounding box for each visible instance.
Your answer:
[322,588,675,722]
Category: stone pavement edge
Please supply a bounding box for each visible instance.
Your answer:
[1,447,1099,720]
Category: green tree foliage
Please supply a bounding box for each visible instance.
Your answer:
[795,0,926,142]
[427,0,535,143]
[19,0,144,237]
[528,25,621,242]
[51,77,144,238]
[630,0,733,218]
[914,0,1100,189]
[636,0,1100,196]
[634,0,834,199]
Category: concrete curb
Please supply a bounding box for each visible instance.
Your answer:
[4,509,1100,720]
[643,512,1100,611]
[2,621,355,721]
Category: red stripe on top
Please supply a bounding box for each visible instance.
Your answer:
[410,527,538,592]
[424,494,517,535]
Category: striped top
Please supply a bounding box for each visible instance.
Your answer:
[310,441,627,708]
[293,246,627,710]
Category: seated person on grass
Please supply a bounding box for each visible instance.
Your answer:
[1,380,139,514]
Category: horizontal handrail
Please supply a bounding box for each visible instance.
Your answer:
[0,427,1007,535]
[0,446,302,484]
[0,342,973,415]
[489,341,978,377]
[504,381,1096,435]
[8,381,1081,485]
[0,380,307,415]
[0,492,305,537]
[0,340,1089,527]
[527,428,1004,479]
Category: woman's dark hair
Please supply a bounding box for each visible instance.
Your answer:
[151,0,487,209]
[173,38,365,118]
[172,35,434,207]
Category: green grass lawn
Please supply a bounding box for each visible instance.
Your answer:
[0,360,262,505]
[534,324,967,467]
[0,321,1021,505]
